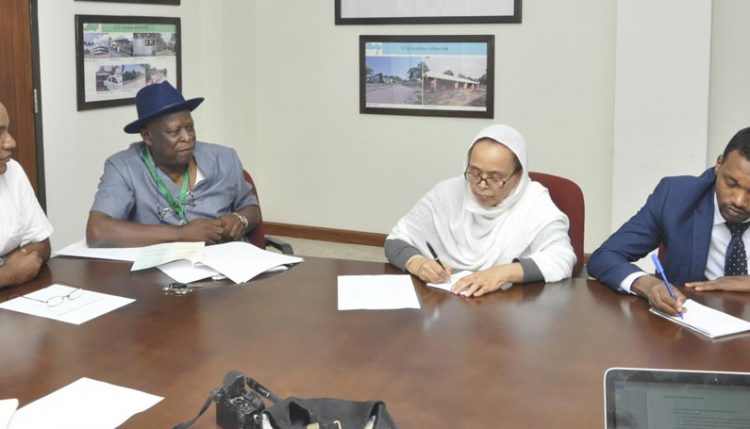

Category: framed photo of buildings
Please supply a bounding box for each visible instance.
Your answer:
[337,0,521,25]
[74,1,180,5]
[360,35,494,119]
[74,15,181,111]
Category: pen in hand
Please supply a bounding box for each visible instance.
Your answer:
[650,253,684,319]
[425,241,445,270]
[425,241,451,283]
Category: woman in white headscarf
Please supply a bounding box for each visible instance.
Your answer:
[385,124,575,297]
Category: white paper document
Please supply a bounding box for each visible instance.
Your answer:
[338,275,421,310]
[9,377,162,429]
[650,299,750,338]
[0,284,134,325]
[156,259,219,283]
[54,239,141,262]
[131,241,205,271]
[0,399,18,429]
[201,241,304,284]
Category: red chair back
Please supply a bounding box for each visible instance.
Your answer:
[657,243,667,265]
[528,171,585,277]
[242,170,266,249]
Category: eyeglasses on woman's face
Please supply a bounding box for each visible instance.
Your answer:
[464,167,515,189]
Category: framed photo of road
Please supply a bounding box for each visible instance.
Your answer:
[74,15,181,111]
[359,35,494,119]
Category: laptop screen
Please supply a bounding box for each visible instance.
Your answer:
[604,368,750,428]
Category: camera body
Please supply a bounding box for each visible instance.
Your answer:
[216,372,265,429]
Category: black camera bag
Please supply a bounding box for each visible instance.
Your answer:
[265,397,396,429]
[173,370,398,429]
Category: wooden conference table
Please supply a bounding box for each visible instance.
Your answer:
[2,256,750,428]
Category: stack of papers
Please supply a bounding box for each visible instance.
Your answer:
[8,378,162,429]
[200,241,302,283]
[54,239,140,262]
[56,239,304,284]
[650,299,750,338]
[130,242,204,271]
[130,241,216,283]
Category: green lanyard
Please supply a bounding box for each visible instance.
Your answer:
[141,146,190,225]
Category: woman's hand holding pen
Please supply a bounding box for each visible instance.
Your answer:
[405,255,452,284]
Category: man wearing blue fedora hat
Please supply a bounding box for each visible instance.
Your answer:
[86,81,260,247]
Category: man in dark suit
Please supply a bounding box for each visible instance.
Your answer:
[588,127,750,314]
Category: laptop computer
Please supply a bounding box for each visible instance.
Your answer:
[604,367,750,428]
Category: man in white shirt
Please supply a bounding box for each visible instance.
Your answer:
[0,102,53,288]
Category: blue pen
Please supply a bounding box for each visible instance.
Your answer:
[650,253,683,319]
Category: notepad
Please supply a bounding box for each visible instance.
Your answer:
[427,271,472,295]
[427,271,512,296]
[649,299,750,338]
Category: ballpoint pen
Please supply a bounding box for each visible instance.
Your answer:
[425,241,446,270]
[650,253,683,319]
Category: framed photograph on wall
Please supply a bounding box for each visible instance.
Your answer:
[74,14,181,111]
[75,1,181,5]
[360,35,494,119]
[336,0,521,25]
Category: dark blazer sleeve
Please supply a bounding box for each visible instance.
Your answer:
[587,179,671,291]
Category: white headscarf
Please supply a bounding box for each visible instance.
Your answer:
[388,124,574,279]
[463,124,530,218]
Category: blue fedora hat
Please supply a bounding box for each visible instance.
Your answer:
[123,81,204,134]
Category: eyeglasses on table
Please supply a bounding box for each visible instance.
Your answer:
[17,288,84,307]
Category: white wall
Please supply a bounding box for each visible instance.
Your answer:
[708,0,750,160]
[611,0,712,241]
[220,1,258,174]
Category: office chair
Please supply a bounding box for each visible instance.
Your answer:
[657,243,667,265]
[529,171,585,277]
[242,170,294,255]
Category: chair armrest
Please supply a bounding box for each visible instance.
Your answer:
[265,236,294,255]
